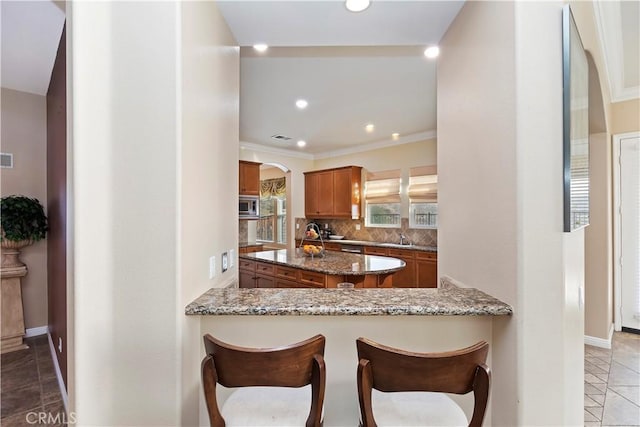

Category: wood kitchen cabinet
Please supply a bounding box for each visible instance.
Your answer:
[239,160,261,196]
[239,259,256,288]
[415,251,438,288]
[387,248,417,288]
[305,170,334,217]
[239,244,263,254]
[304,166,362,218]
[363,246,436,288]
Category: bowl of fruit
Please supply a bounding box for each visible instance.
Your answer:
[302,244,324,258]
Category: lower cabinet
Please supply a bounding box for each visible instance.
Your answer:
[255,274,276,288]
[415,252,438,288]
[387,248,417,288]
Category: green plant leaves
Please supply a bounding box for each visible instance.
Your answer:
[1,195,48,242]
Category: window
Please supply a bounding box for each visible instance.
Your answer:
[257,177,286,243]
[408,166,437,229]
[365,170,401,228]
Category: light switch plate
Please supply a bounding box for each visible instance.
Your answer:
[355,224,361,231]
[229,249,235,267]
[209,256,216,279]
[222,252,228,273]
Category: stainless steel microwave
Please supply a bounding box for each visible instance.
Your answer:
[239,196,259,219]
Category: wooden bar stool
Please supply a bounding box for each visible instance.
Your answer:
[202,334,326,427]
[356,338,490,427]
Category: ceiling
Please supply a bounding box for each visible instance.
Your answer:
[1,0,637,153]
[1,1,65,96]
[219,1,464,157]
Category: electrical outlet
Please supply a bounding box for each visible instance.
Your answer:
[58,337,63,353]
[229,249,235,267]
[209,256,216,279]
[355,224,361,231]
[222,252,228,273]
[296,223,300,229]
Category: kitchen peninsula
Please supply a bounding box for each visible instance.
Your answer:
[186,280,512,426]
[239,249,406,289]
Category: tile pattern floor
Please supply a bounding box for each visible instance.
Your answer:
[1,335,66,426]
[585,332,640,427]
[1,332,637,426]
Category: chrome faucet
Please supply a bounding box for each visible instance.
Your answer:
[399,234,409,245]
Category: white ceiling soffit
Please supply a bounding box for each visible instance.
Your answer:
[593,1,640,103]
[1,1,65,96]
[240,46,437,155]
[217,1,465,47]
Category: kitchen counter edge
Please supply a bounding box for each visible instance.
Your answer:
[185,281,513,316]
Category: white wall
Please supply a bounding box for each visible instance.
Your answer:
[179,2,239,424]
[70,2,238,425]
[439,1,583,425]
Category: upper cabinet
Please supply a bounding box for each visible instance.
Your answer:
[304,166,362,218]
[239,161,261,196]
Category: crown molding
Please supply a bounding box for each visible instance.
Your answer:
[313,130,437,160]
[241,130,437,161]
[240,141,315,160]
[593,2,640,103]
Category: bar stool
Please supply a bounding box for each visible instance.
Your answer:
[356,338,490,427]
[202,334,326,427]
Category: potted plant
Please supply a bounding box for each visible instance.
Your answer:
[1,195,48,268]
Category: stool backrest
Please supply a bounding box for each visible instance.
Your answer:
[356,338,490,427]
[202,334,326,427]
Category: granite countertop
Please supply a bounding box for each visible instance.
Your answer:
[241,249,406,276]
[302,238,437,253]
[239,241,263,248]
[185,281,513,316]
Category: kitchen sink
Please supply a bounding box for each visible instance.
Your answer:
[378,243,414,248]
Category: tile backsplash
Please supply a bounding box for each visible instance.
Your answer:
[295,217,437,247]
[239,220,248,243]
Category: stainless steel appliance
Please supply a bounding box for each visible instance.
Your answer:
[239,196,259,219]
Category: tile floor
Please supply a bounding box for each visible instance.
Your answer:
[1,332,637,426]
[1,335,66,427]
[585,332,640,427]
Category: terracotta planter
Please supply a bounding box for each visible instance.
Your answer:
[1,240,33,268]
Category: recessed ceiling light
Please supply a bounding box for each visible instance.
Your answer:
[391,133,400,140]
[297,140,307,147]
[296,99,308,109]
[365,124,375,133]
[424,46,440,59]
[253,44,268,52]
[345,0,370,12]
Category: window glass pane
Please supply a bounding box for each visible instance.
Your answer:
[366,202,401,228]
[410,202,438,229]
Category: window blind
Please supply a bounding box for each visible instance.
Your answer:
[365,170,401,203]
[408,166,437,202]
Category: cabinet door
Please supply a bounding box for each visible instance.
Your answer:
[305,171,334,217]
[239,269,256,288]
[256,274,276,289]
[333,168,352,216]
[305,173,320,217]
[239,161,260,196]
[276,278,300,288]
[364,246,389,256]
[388,249,416,288]
[415,253,438,288]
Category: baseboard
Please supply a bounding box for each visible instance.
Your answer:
[47,332,68,412]
[584,324,614,349]
[25,326,49,338]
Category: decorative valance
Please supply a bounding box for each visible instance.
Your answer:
[260,177,286,198]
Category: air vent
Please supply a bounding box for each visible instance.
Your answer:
[270,134,292,142]
[1,153,13,168]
